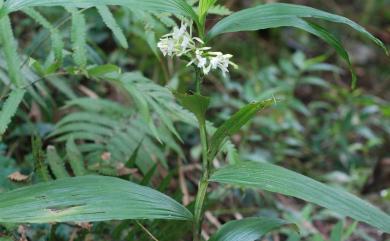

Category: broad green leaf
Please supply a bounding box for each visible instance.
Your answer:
[174,92,210,125]
[96,6,128,49]
[208,99,274,161]
[209,217,289,241]
[0,89,25,137]
[4,0,198,22]
[210,162,390,233]
[0,175,193,223]
[207,3,387,55]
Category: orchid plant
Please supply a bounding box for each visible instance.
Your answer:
[0,0,389,241]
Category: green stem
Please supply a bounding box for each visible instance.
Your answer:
[192,67,209,241]
[193,122,209,241]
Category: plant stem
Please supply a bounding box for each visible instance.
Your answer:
[193,122,209,241]
[193,69,210,241]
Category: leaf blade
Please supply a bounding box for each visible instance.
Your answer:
[208,99,274,161]
[209,217,289,241]
[0,175,193,223]
[210,161,390,233]
[207,3,387,54]
[0,89,25,137]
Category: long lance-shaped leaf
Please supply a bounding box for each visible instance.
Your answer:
[207,3,387,54]
[3,0,198,22]
[209,217,290,241]
[208,99,274,162]
[0,89,25,137]
[210,162,390,233]
[0,175,193,223]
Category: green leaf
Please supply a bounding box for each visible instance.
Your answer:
[207,3,387,55]
[0,14,25,87]
[32,136,51,182]
[96,6,128,49]
[23,8,64,64]
[0,175,193,223]
[210,161,390,233]
[66,137,86,176]
[4,0,198,22]
[0,89,25,137]
[208,99,274,161]
[209,217,289,241]
[46,146,69,179]
[173,92,210,125]
[68,7,87,67]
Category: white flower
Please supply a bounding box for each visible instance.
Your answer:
[172,23,187,40]
[157,38,175,56]
[157,19,237,76]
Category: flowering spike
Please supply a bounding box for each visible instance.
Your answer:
[157,20,236,76]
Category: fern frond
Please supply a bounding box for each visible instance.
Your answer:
[23,8,64,64]
[0,14,24,87]
[46,145,69,179]
[0,88,25,137]
[67,7,87,67]
[66,137,86,176]
[96,6,128,49]
[32,136,51,182]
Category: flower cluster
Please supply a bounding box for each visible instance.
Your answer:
[157,22,236,76]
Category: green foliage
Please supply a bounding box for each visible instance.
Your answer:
[65,137,86,176]
[210,161,390,233]
[209,99,274,162]
[3,0,198,22]
[0,1,388,240]
[68,7,88,67]
[96,6,128,49]
[0,89,25,138]
[0,175,192,223]
[209,217,289,241]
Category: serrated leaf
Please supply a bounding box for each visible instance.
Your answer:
[210,161,390,233]
[68,7,87,67]
[0,175,193,223]
[0,14,24,87]
[23,8,64,64]
[208,99,274,161]
[46,146,69,179]
[66,137,86,176]
[0,89,25,137]
[96,6,128,48]
[209,217,290,241]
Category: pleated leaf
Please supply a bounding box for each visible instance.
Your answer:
[209,217,289,241]
[207,3,387,54]
[0,89,25,137]
[0,175,193,223]
[208,99,274,162]
[210,162,390,233]
[4,0,198,22]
